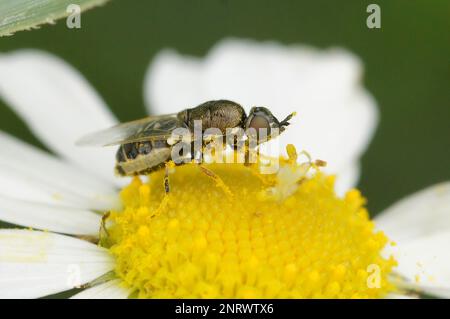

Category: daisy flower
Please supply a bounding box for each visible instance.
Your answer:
[0,39,448,299]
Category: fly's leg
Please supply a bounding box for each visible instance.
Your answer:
[152,163,173,218]
[198,165,233,198]
[242,139,251,166]
[244,146,251,166]
[164,164,170,194]
[243,139,259,166]
[163,160,177,194]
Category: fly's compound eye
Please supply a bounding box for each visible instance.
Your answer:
[247,115,272,142]
[249,115,270,131]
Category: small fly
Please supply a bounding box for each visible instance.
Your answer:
[77,100,294,192]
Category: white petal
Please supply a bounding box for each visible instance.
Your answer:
[0,131,119,210]
[0,229,114,299]
[145,49,203,114]
[376,182,450,243]
[385,231,450,297]
[144,39,378,188]
[0,50,118,183]
[377,183,450,298]
[0,195,101,235]
[70,279,130,299]
[333,162,361,196]
[385,293,418,299]
[274,88,377,174]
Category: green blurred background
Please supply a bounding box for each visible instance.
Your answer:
[0,0,449,215]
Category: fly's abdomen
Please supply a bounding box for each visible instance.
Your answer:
[115,141,171,176]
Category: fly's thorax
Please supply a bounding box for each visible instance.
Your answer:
[184,100,247,134]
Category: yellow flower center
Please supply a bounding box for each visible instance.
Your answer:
[103,147,396,298]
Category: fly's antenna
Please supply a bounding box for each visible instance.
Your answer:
[279,112,297,132]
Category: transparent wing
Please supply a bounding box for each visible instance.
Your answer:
[76,114,183,146]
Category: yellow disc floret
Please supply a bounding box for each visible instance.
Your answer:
[104,148,396,298]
